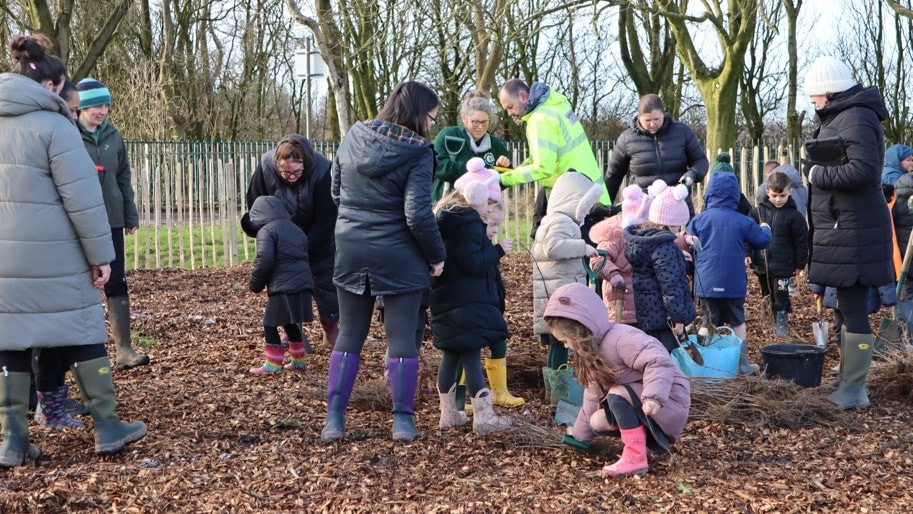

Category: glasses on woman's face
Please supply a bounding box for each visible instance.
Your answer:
[278,160,304,179]
[468,118,490,128]
[427,113,437,128]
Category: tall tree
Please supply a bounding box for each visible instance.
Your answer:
[285,0,353,138]
[781,0,804,155]
[739,0,786,145]
[616,0,683,117]
[652,0,759,154]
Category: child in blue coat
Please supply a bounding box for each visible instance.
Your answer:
[687,168,772,374]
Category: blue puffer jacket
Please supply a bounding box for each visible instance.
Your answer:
[687,173,772,299]
[881,143,913,187]
[623,226,695,331]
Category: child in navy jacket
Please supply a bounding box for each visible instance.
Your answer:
[749,170,809,337]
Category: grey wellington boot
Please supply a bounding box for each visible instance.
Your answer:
[0,369,40,467]
[72,357,147,453]
[738,338,760,375]
[827,332,872,410]
[108,296,150,369]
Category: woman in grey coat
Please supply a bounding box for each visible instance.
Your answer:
[0,34,145,467]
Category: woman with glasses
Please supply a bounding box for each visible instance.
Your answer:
[432,90,511,203]
[322,81,445,443]
[242,135,339,355]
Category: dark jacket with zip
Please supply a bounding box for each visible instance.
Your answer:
[332,120,446,296]
[242,134,336,266]
[749,196,809,279]
[806,84,893,288]
[248,196,314,296]
[79,119,138,229]
[606,115,709,201]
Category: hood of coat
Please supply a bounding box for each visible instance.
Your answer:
[0,73,71,120]
[624,226,676,260]
[816,84,889,123]
[772,163,804,189]
[525,82,551,115]
[884,144,913,172]
[703,172,740,211]
[544,282,611,342]
[588,215,623,245]
[345,120,431,179]
[435,204,481,236]
[248,195,290,230]
[547,171,603,224]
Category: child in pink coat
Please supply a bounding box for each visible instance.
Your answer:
[587,184,652,327]
[544,282,691,477]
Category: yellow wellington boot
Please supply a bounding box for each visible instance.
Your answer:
[484,358,526,407]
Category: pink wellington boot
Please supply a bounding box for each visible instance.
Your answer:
[601,425,649,477]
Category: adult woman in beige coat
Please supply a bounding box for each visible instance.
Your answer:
[0,34,145,467]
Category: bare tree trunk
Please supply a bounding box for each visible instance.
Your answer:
[285,0,352,139]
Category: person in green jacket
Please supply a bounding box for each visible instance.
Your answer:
[77,78,150,370]
[497,79,613,239]
[432,90,511,203]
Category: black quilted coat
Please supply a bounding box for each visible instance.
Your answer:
[429,206,509,350]
[806,85,893,288]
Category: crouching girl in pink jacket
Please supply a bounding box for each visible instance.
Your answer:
[544,282,690,477]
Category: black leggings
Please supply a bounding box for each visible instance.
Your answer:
[264,324,303,346]
[1,344,108,382]
[334,287,424,358]
[437,349,486,396]
[836,285,871,334]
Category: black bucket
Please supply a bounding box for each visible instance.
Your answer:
[760,344,827,388]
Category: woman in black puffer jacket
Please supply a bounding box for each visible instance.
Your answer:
[605,94,709,213]
[804,56,892,411]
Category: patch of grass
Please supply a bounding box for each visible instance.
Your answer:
[132,332,156,349]
[125,223,256,270]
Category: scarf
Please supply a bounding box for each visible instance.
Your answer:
[466,130,492,154]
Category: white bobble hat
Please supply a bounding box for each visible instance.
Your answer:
[804,56,856,96]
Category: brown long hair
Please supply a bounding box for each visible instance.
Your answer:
[9,34,66,87]
[546,317,619,387]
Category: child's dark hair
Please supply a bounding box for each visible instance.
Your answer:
[376,81,439,138]
[767,171,791,194]
[59,80,77,102]
[9,34,66,86]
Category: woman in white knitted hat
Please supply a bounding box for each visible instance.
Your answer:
[803,56,892,410]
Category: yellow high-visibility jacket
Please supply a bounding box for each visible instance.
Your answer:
[500,85,611,205]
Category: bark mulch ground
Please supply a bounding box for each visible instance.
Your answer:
[2,253,913,513]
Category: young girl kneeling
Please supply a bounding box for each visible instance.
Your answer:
[544,282,690,476]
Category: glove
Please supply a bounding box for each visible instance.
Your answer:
[611,278,626,293]
[562,434,591,451]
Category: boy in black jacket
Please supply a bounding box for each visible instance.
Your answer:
[748,171,809,336]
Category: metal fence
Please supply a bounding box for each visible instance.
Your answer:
[124,139,800,270]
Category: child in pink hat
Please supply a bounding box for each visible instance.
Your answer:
[588,185,652,326]
[623,180,696,353]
